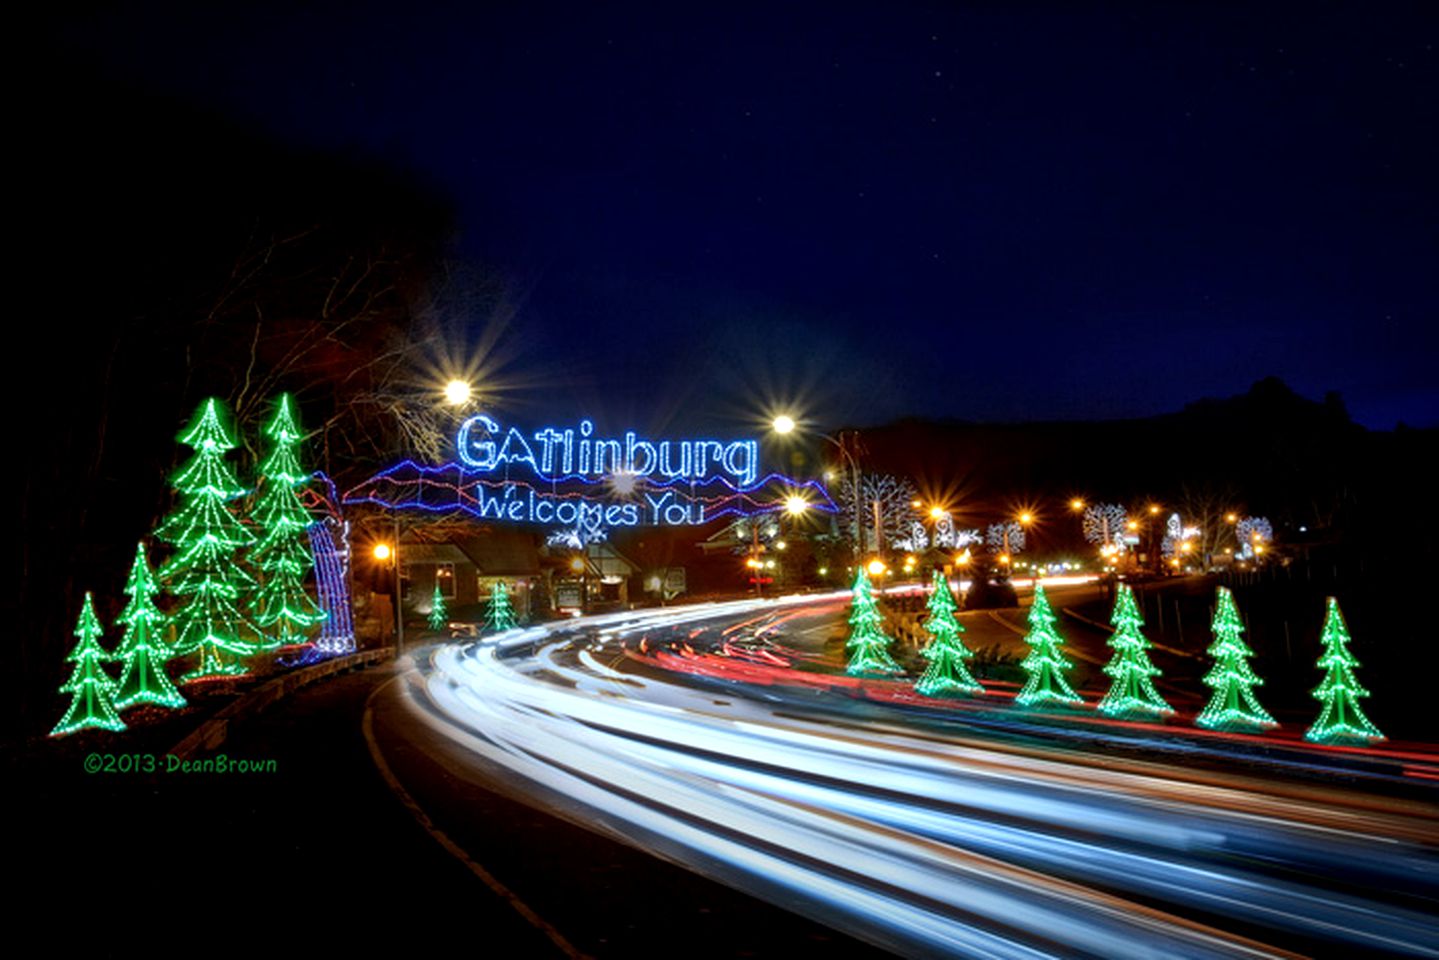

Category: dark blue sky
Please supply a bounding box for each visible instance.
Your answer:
[53,2,1437,431]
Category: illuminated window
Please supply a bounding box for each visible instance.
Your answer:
[435,563,456,599]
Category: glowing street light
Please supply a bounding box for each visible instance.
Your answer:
[771,414,796,435]
[372,542,392,561]
[867,559,887,577]
[784,494,810,516]
[443,379,472,406]
[1069,498,1085,512]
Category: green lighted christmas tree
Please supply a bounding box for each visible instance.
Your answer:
[249,394,325,647]
[484,581,517,632]
[429,583,449,632]
[1306,598,1385,743]
[845,569,902,675]
[51,593,126,735]
[1098,584,1173,718]
[113,543,186,711]
[156,398,259,680]
[1196,587,1275,730]
[915,571,981,695]
[1017,583,1083,706]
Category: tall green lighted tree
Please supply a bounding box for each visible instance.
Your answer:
[1017,583,1083,706]
[249,394,325,647]
[845,568,902,675]
[429,582,449,632]
[484,581,517,632]
[1196,587,1275,730]
[1098,584,1173,718]
[1306,598,1385,743]
[156,398,260,680]
[51,593,127,735]
[915,570,981,695]
[113,543,186,711]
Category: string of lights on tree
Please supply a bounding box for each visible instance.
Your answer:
[845,569,902,676]
[485,581,518,632]
[1306,598,1385,743]
[111,543,186,712]
[51,594,127,736]
[914,571,981,696]
[249,394,327,648]
[1196,587,1276,730]
[156,398,261,681]
[1016,584,1083,707]
[1098,584,1174,718]
[429,583,449,632]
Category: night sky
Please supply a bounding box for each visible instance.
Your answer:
[45,2,1437,432]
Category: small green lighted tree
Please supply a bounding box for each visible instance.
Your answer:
[915,571,981,695]
[156,398,259,680]
[429,583,449,632]
[249,394,326,647]
[1196,587,1275,730]
[1016,583,1083,706]
[1306,598,1385,743]
[845,569,901,675]
[1098,584,1173,718]
[113,543,186,711]
[484,581,517,632]
[51,593,127,736]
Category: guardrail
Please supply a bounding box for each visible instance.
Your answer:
[169,647,395,760]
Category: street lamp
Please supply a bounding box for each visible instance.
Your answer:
[373,538,402,655]
[443,379,472,406]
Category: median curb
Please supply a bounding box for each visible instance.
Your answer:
[1061,606,1196,659]
[169,647,395,760]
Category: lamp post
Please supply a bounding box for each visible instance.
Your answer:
[373,529,402,658]
[772,416,867,567]
[827,430,866,564]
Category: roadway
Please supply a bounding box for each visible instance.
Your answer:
[371,588,1439,959]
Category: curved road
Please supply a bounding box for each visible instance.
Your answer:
[373,592,1439,959]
